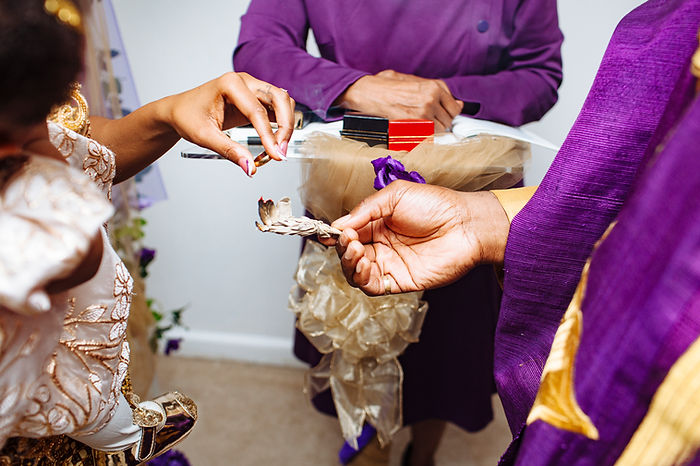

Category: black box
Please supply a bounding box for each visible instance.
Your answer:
[341,112,389,146]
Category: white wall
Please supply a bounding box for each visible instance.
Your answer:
[112,0,645,365]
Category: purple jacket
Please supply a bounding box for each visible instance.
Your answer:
[234,0,562,125]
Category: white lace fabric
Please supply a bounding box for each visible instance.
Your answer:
[0,122,132,447]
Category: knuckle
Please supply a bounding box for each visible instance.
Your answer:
[222,72,241,86]
[221,145,240,162]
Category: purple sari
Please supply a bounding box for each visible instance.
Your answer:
[496,0,700,460]
[515,89,700,464]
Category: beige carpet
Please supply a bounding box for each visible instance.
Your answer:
[152,356,511,465]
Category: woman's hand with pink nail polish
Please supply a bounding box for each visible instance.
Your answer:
[162,72,295,176]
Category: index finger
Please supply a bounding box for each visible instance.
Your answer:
[219,74,283,161]
[331,186,398,232]
[267,88,295,152]
[192,127,256,176]
[439,93,463,120]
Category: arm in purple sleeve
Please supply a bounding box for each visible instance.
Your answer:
[233,0,368,119]
[443,0,563,126]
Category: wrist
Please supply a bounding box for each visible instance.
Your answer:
[335,75,375,112]
[148,97,177,134]
[459,191,510,265]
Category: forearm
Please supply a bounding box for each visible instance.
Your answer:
[456,186,537,267]
[457,190,511,265]
[90,98,179,184]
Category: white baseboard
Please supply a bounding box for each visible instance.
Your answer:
[162,328,305,368]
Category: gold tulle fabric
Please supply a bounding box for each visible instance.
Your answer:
[290,242,427,447]
[299,133,530,222]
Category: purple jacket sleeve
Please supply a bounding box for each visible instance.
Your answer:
[233,0,368,119]
[442,0,563,126]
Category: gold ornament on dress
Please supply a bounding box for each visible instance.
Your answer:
[44,0,83,33]
[122,374,164,428]
[48,83,91,137]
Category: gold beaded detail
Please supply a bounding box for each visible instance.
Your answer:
[48,83,91,137]
[121,373,164,428]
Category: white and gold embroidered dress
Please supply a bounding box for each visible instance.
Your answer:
[0,122,132,447]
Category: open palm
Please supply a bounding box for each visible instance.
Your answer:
[328,181,508,296]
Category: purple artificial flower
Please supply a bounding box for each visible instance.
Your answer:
[147,449,191,465]
[139,247,156,268]
[164,338,182,356]
[371,155,426,190]
[138,247,156,278]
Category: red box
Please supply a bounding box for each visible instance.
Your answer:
[388,119,434,151]
[388,119,434,137]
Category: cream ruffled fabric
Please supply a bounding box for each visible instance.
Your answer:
[0,122,132,447]
[299,133,530,222]
[292,132,527,445]
[290,241,427,447]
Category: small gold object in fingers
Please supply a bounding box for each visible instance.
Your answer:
[254,151,272,167]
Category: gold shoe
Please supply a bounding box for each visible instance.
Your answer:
[95,391,198,465]
[0,392,196,466]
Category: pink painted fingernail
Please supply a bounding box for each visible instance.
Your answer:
[280,140,288,155]
[246,159,254,177]
[275,144,287,161]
